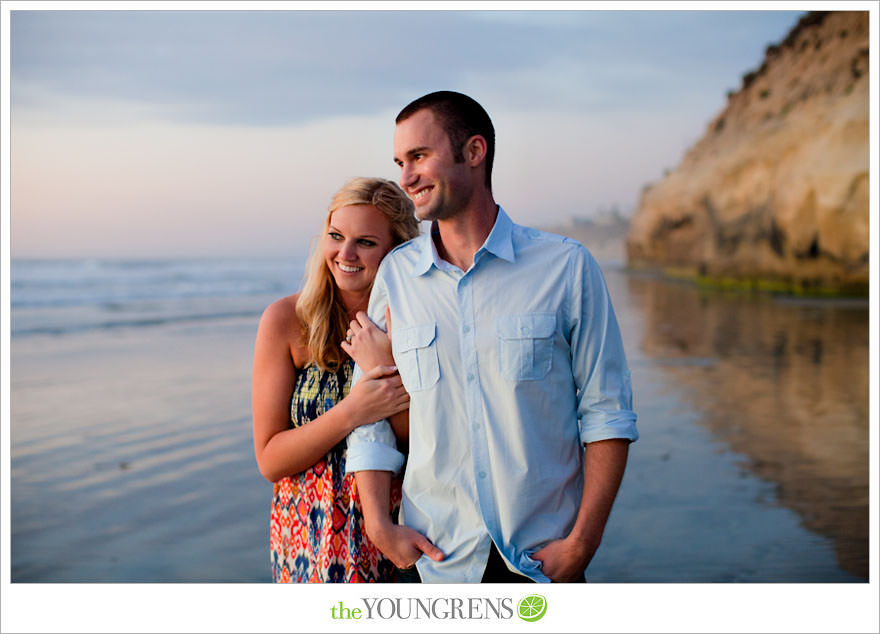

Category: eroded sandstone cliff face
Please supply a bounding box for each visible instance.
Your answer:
[626,12,869,294]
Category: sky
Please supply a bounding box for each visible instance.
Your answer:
[5,4,808,258]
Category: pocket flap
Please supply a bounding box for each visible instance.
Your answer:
[392,322,437,353]
[497,313,556,339]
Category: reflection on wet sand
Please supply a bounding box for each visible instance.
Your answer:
[626,271,869,580]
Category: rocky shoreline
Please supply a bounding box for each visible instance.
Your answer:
[625,12,869,296]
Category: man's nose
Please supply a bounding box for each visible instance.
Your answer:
[400,162,417,189]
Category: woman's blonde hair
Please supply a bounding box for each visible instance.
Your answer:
[296,177,419,372]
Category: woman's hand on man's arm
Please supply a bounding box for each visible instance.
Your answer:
[341,307,394,370]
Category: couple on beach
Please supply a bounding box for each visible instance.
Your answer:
[251,91,639,583]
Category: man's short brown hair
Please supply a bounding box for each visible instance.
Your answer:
[396,91,495,191]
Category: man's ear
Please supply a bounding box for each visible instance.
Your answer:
[464,135,488,167]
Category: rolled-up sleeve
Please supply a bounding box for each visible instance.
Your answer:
[344,269,406,474]
[568,247,639,445]
[345,419,405,474]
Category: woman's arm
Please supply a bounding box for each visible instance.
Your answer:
[252,297,409,483]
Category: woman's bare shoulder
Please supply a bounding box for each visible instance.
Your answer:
[258,294,303,339]
[258,294,309,366]
[261,293,299,321]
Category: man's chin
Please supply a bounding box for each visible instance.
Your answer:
[416,207,438,222]
[416,204,457,223]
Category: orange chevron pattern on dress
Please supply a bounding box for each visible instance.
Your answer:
[269,361,400,583]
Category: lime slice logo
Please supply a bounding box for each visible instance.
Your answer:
[517,594,547,622]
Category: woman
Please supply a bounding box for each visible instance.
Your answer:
[252,177,419,583]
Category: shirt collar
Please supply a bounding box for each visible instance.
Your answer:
[479,206,516,264]
[411,229,438,277]
[410,206,516,277]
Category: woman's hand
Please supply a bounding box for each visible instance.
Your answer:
[344,364,409,429]
[342,308,393,371]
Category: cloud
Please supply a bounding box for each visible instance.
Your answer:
[11,11,512,125]
[9,7,808,257]
[11,9,803,126]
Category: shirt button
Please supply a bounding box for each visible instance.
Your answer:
[479,471,487,479]
[467,373,474,382]
[463,324,470,334]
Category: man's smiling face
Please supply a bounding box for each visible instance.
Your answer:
[393,109,475,222]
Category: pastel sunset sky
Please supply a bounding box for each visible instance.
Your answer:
[8,4,805,258]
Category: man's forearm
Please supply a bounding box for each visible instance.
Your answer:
[354,469,395,536]
[569,438,629,548]
[354,469,445,568]
[530,437,630,581]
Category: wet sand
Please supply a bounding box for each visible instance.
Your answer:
[625,270,868,579]
[11,315,271,582]
[10,268,869,582]
[587,268,867,582]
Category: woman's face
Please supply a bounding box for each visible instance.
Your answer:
[323,204,395,299]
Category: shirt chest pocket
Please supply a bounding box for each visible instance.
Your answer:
[392,322,440,392]
[497,313,556,381]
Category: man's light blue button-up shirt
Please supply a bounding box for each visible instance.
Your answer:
[346,207,638,583]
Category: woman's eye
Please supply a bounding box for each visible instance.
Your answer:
[358,239,377,247]
[328,232,343,240]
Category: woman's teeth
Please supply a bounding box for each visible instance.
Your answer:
[338,264,362,273]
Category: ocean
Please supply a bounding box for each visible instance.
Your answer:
[10,257,304,582]
[10,257,301,338]
[8,256,869,583]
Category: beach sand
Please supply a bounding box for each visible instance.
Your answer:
[11,315,271,582]
[9,266,868,583]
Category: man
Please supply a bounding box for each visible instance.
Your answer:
[345,91,638,583]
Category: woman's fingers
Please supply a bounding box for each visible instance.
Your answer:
[362,364,399,380]
[353,311,392,338]
[355,311,374,330]
[372,374,408,414]
[351,311,377,335]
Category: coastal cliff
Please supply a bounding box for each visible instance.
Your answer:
[626,11,869,295]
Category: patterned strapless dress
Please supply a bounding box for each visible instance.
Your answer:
[269,359,399,582]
